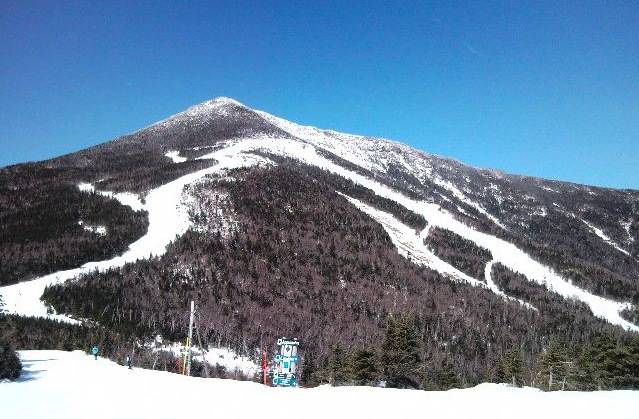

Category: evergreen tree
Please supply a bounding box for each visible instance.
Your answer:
[300,352,318,387]
[329,344,351,386]
[592,334,639,389]
[381,315,421,389]
[539,338,571,391]
[498,347,523,387]
[351,349,379,386]
[436,358,459,390]
[0,339,22,381]
[574,345,600,391]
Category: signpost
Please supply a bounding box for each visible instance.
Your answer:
[272,337,300,387]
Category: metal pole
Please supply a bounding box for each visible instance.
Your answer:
[195,318,209,378]
[186,300,195,376]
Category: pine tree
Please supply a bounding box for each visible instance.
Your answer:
[351,349,379,386]
[574,345,599,391]
[300,352,317,387]
[437,358,459,390]
[381,315,421,389]
[0,339,22,381]
[330,344,351,386]
[498,347,523,387]
[539,338,571,391]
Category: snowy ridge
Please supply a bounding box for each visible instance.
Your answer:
[135,97,244,134]
[229,111,639,331]
[2,350,636,419]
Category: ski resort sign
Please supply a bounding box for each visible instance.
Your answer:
[272,338,299,387]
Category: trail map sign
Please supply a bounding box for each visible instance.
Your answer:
[272,338,299,387]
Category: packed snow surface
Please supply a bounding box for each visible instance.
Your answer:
[78,182,145,212]
[1,350,636,419]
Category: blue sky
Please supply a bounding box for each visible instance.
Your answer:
[1,1,638,189]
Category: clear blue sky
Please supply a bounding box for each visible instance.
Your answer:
[1,1,638,189]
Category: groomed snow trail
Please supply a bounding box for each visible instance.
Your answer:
[1,350,636,419]
[483,261,537,311]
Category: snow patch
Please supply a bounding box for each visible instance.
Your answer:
[431,177,506,229]
[621,220,634,243]
[78,182,145,212]
[165,150,187,163]
[152,343,258,377]
[78,220,107,236]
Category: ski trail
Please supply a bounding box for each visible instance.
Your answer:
[342,195,482,286]
[344,194,536,310]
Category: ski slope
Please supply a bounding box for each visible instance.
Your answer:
[1,350,636,419]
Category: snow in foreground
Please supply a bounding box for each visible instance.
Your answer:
[1,351,637,419]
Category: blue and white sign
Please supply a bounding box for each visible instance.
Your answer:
[272,338,299,387]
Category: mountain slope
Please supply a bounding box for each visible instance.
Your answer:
[1,97,638,387]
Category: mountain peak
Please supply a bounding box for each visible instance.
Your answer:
[181,96,246,116]
[209,96,245,107]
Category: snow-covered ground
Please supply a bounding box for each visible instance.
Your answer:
[151,341,258,377]
[1,350,636,419]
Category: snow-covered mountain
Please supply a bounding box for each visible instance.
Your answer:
[1,97,638,386]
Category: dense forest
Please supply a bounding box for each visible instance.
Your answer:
[424,227,492,280]
[0,165,148,286]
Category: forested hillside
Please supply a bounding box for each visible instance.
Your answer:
[1,97,638,391]
[41,163,637,388]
